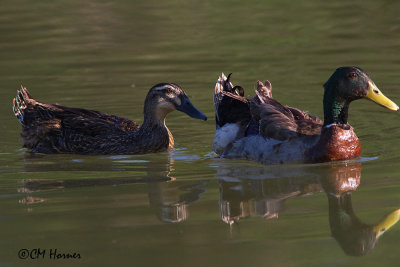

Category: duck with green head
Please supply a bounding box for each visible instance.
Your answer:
[213,67,398,164]
[13,83,207,154]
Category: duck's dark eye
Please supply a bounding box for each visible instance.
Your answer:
[348,72,358,79]
[163,88,172,94]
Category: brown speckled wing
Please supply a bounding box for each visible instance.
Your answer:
[250,81,323,140]
[250,98,298,140]
[14,88,140,153]
[50,104,140,133]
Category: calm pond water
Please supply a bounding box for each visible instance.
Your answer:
[1,0,400,266]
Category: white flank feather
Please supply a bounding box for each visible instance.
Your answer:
[213,123,240,155]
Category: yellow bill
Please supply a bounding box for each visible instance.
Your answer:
[366,81,399,111]
[374,208,400,239]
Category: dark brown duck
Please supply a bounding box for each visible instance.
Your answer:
[13,83,207,154]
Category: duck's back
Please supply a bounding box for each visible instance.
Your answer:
[250,96,323,141]
[213,74,324,164]
[225,97,324,164]
[13,87,141,154]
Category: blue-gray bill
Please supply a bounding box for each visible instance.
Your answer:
[177,97,207,121]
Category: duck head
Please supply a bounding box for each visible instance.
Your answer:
[323,66,398,126]
[144,83,207,122]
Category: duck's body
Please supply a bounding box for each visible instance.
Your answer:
[216,125,360,164]
[13,83,207,154]
[213,67,398,164]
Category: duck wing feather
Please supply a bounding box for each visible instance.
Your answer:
[250,81,323,141]
[14,87,139,132]
[13,87,140,153]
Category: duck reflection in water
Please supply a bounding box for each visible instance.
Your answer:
[214,161,400,256]
[148,179,207,223]
[321,165,400,256]
[18,154,207,223]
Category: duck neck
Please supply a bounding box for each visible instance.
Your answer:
[323,89,350,126]
[141,96,167,128]
[141,112,166,130]
[137,106,174,150]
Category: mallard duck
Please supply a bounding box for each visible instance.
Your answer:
[13,83,207,154]
[213,67,398,164]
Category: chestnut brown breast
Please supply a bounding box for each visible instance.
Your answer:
[306,124,361,163]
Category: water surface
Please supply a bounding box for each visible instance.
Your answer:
[1,0,400,266]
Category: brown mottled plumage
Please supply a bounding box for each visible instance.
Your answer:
[250,80,323,141]
[213,67,398,164]
[13,83,206,154]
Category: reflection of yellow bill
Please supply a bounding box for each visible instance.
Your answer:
[366,81,399,111]
[374,208,400,238]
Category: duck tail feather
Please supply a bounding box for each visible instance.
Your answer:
[214,75,225,124]
[214,73,251,128]
[255,80,273,103]
[13,86,32,125]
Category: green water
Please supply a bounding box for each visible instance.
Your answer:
[1,0,400,266]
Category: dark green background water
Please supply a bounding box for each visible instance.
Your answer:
[1,0,400,266]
